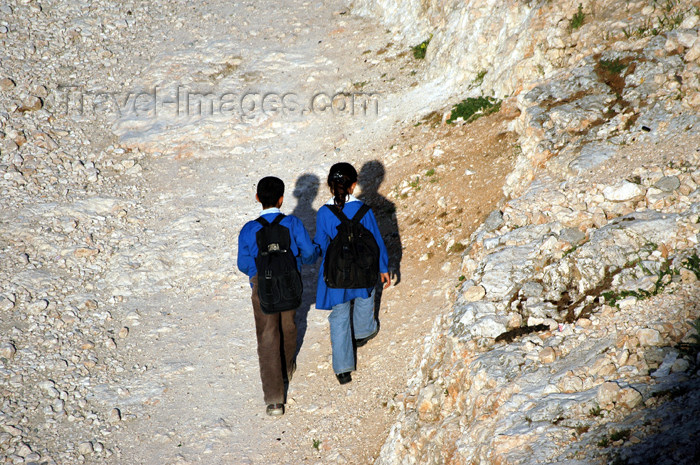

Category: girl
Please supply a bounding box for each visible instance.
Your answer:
[314,162,390,384]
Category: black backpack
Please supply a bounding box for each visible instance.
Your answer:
[254,214,303,314]
[323,204,380,289]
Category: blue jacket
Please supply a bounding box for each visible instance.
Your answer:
[314,199,389,310]
[237,208,319,282]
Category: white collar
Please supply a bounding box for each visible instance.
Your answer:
[260,207,281,215]
[325,194,359,205]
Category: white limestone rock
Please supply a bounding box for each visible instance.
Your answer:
[603,181,646,202]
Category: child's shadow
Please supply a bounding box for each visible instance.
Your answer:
[291,173,320,356]
[357,160,402,320]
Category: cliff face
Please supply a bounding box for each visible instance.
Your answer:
[354,0,700,463]
[354,0,578,98]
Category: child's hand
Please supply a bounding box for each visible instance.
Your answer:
[380,272,391,289]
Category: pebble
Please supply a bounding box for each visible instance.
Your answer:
[462,285,486,302]
[16,442,33,457]
[74,247,99,258]
[28,299,49,314]
[19,96,43,112]
[483,210,504,232]
[602,181,646,202]
[636,328,663,347]
[654,175,681,192]
[78,441,94,455]
[0,77,16,90]
[538,347,556,363]
[559,227,586,245]
[618,387,643,409]
[109,408,122,423]
[685,41,700,62]
[597,381,621,408]
[0,342,17,359]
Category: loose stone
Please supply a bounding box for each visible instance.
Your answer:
[0,342,17,359]
[603,181,646,202]
[654,175,681,192]
[0,77,15,90]
[109,408,122,423]
[462,285,486,302]
[78,441,94,455]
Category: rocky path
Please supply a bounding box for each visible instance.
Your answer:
[91,0,444,464]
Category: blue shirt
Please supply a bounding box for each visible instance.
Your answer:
[237,208,319,281]
[314,199,389,310]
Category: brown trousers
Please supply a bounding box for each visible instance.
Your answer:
[250,275,297,405]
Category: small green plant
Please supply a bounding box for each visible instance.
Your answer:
[446,96,502,124]
[609,429,631,442]
[682,253,700,279]
[408,177,420,190]
[425,168,435,177]
[603,259,679,307]
[597,437,610,448]
[471,70,487,88]
[458,275,466,281]
[636,23,650,37]
[312,439,321,450]
[589,403,603,417]
[569,4,585,30]
[599,58,627,74]
[563,245,579,257]
[449,242,467,254]
[412,34,432,59]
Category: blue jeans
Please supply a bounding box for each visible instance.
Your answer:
[328,289,377,374]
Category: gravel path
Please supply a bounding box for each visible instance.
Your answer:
[96,1,436,464]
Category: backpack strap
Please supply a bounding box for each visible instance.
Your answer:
[351,204,371,223]
[255,213,285,227]
[325,205,350,223]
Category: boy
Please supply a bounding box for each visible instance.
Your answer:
[237,176,318,416]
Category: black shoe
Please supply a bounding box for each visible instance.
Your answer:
[266,404,284,416]
[355,328,379,348]
[335,372,352,385]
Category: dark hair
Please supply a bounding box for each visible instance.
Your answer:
[327,162,358,209]
[257,176,285,208]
